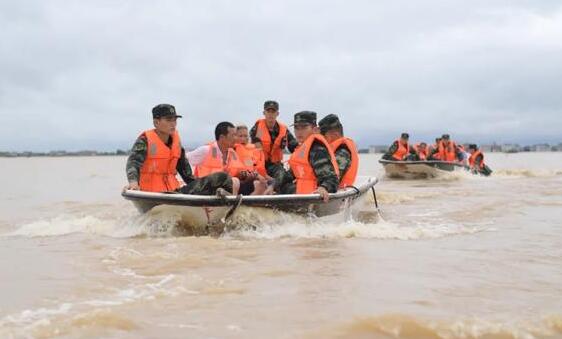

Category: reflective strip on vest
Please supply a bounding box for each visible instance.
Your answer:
[194,142,224,178]
[255,119,287,163]
[195,142,246,178]
[330,137,359,188]
[234,144,255,171]
[139,129,181,192]
[288,134,340,194]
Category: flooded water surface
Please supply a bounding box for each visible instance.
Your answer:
[1,153,561,338]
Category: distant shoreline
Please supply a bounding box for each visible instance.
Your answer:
[0,151,129,158]
[1,150,561,158]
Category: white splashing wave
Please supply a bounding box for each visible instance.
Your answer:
[3,202,489,241]
[3,211,184,238]
[226,208,488,240]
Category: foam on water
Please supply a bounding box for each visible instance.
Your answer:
[494,168,562,178]
[2,199,490,241]
[2,210,185,238]
[225,207,488,240]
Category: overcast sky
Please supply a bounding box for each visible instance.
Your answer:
[1,0,561,151]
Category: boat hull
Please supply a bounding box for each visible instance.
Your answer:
[379,159,467,179]
[123,176,378,225]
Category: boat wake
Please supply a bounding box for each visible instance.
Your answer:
[494,168,562,178]
[223,206,487,240]
[2,210,184,238]
[2,203,488,241]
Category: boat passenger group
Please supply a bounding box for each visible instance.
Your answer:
[124,101,358,201]
[381,132,493,176]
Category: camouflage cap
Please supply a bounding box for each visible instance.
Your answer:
[318,114,342,134]
[401,132,409,139]
[442,134,450,140]
[468,144,478,150]
[292,111,317,126]
[152,104,182,119]
[264,100,279,110]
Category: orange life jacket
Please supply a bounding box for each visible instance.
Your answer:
[234,143,255,171]
[413,143,428,160]
[139,129,181,192]
[234,144,267,176]
[194,142,245,178]
[437,141,458,162]
[234,143,267,176]
[252,147,267,177]
[330,137,359,188]
[391,140,410,160]
[288,134,340,194]
[468,150,485,169]
[255,119,287,163]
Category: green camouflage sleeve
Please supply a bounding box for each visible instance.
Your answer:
[176,147,195,185]
[249,122,260,144]
[126,136,148,183]
[309,141,339,193]
[429,145,439,157]
[335,145,352,179]
[387,141,398,155]
[286,130,299,153]
[382,141,399,160]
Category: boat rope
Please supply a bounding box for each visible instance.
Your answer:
[221,194,243,223]
[346,185,361,197]
[370,186,380,210]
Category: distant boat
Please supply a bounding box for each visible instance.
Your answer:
[379,159,490,179]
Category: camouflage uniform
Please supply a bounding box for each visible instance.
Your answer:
[382,140,417,160]
[126,135,232,194]
[250,120,299,178]
[275,140,339,194]
[318,113,353,179]
[275,111,339,194]
[334,145,352,179]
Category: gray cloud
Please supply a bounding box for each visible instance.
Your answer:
[1,0,561,151]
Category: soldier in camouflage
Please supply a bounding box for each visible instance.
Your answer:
[318,114,353,179]
[125,104,233,195]
[275,111,339,201]
[249,100,299,178]
[382,132,415,160]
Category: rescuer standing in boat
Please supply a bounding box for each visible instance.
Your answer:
[249,100,299,178]
[274,111,339,202]
[125,104,235,195]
